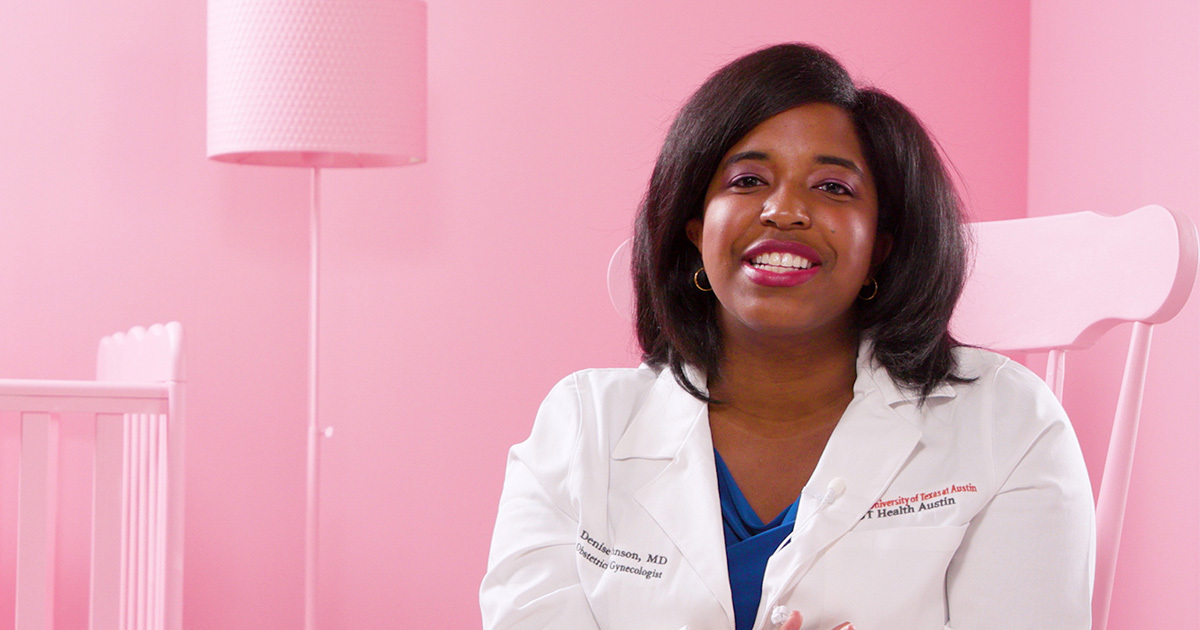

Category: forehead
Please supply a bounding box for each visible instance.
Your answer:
[724,103,865,162]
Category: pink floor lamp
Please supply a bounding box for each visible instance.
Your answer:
[207,1,427,628]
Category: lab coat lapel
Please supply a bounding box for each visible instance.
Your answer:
[762,349,934,604]
[768,396,921,580]
[613,368,735,627]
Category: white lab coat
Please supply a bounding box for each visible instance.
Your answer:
[481,345,1094,630]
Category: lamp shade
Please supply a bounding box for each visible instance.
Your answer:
[208,0,426,167]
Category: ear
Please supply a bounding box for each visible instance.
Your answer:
[686,217,704,252]
[869,232,893,276]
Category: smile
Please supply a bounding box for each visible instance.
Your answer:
[740,241,823,287]
[749,251,815,272]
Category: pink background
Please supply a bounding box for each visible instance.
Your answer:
[0,0,1193,627]
[1028,0,1200,626]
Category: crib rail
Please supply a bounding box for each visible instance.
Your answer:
[0,380,169,414]
[0,379,177,630]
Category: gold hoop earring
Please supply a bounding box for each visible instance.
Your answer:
[858,277,878,301]
[693,267,713,292]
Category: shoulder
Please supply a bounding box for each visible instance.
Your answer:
[949,346,1062,417]
[875,345,1072,453]
[525,365,665,447]
[546,365,663,401]
[943,346,1077,470]
[538,366,663,424]
[871,346,1084,496]
[510,366,678,503]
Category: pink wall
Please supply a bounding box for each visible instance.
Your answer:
[1028,0,1200,626]
[0,1,1031,628]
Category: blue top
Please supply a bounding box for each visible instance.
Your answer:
[715,450,799,630]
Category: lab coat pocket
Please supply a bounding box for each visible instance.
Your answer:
[818,524,967,630]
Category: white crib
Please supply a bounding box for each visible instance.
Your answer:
[0,323,184,630]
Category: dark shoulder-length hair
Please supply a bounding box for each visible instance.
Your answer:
[633,43,971,402]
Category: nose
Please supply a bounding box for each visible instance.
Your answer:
[760,188,810,229]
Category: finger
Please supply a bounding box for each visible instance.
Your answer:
[831,623,855,630]
[781,611,803,630]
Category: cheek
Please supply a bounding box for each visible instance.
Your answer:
[701,197,755,239]
[699,231,727,275]
[840,216,881,273]
[697,204,732,258]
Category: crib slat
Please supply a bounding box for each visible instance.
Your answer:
[165,381,184,630]
[122,415,132,630]
[152,414,166,630]
[91,413,125,630]
[135,414,148,630]
[125,415,138,630]
[15,412,60,630]
[1,415,19,626]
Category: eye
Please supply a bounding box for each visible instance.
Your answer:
[730,174,767,189]
[816,180,853,196]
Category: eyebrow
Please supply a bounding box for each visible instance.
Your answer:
[721,150,863,175]
[722,150,769,167]
[814,154,863,175]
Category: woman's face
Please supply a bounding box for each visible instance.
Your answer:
[687,103,890,343]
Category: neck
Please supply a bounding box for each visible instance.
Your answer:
[708,327,860,432]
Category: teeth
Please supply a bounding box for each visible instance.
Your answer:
[751,251,814,271]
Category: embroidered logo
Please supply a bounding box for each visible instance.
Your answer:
[576,530,668,580]
[862,483,978,520]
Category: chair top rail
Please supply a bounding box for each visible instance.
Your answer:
[951,205,1198,352]
[0,379,169,414]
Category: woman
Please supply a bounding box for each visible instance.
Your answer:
[481,43,1094,630]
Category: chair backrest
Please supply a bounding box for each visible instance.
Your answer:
[950,205,1198,630]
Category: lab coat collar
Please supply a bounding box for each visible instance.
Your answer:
[611,339,956,461]
[856,339,957,406]
[611,363,707,461]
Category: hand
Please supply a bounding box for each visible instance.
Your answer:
[778,610,854,630]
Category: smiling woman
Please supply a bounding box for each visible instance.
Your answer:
[481,44,1094,630]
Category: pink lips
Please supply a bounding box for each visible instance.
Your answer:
[742,239,822,287]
